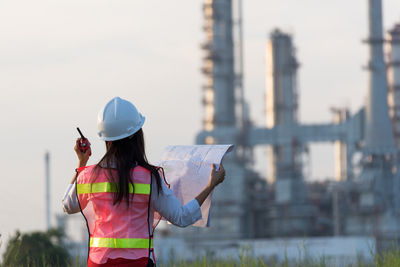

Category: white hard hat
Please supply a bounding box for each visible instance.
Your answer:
[97,97,145,141]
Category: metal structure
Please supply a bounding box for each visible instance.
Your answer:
[201,0,236,131]
[194,0,361,239]
[264,30,315,236]
[172,0,263,241]
[201,0,252,161]
[341,0,400,244]
[45,151,51,231]
[332,108,351,181]
[266,29,302,203]
[388,23,400,149]
[171,0,400,246]
[364,0,395,154]
[200,0,244,239]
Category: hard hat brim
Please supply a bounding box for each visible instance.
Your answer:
[98,116,145,141]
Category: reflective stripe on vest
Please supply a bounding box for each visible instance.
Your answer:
[90,237,153,249]
[77,182,150,195]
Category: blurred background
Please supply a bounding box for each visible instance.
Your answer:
[1,0,400,265]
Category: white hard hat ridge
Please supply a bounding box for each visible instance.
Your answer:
[97,96,145,141]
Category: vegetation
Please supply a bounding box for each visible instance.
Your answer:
[1,228,70,267]
[2,230,400,267]
[157,247,400,267]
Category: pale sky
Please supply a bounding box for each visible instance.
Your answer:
[0,0,399,255]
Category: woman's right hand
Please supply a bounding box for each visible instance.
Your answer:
[74,138,92,168]
[208,164,226,189]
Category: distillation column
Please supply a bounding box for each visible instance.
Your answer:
[201,0,243,239]
[388,23,400,149]
[344,0,399,240]
[201,0,236,131]
[364,0,394,153]
[174,0,250,241]
[266,29,314,237]
[266,29,302,203]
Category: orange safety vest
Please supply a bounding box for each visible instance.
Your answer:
[76,165,154,265]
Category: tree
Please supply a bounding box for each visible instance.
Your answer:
[2,228,70,267]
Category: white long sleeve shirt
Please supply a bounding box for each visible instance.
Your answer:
[62,176,202,228]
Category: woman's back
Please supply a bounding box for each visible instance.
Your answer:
[77,165,153,265]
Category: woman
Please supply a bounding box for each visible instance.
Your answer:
[62,97,226,267]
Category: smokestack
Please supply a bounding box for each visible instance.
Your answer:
[364,0,395,154]
[45,151,50,230]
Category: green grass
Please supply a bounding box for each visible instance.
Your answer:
[2,248,400,267]
[156,248,400,267]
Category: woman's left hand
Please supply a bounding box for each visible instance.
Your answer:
[74,138,92,168]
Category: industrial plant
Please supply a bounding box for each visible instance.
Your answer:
[170,0,400,252]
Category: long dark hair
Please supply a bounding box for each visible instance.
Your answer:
[94,128,162,206]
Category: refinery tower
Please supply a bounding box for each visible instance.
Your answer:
[173,0,268,241]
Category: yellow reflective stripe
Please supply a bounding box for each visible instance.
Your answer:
[128,183,150,195]
[90,237,153,249]
[77,182,116,194]
[77,182,150,195]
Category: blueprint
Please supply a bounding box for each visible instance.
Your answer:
[158,144,234,227]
